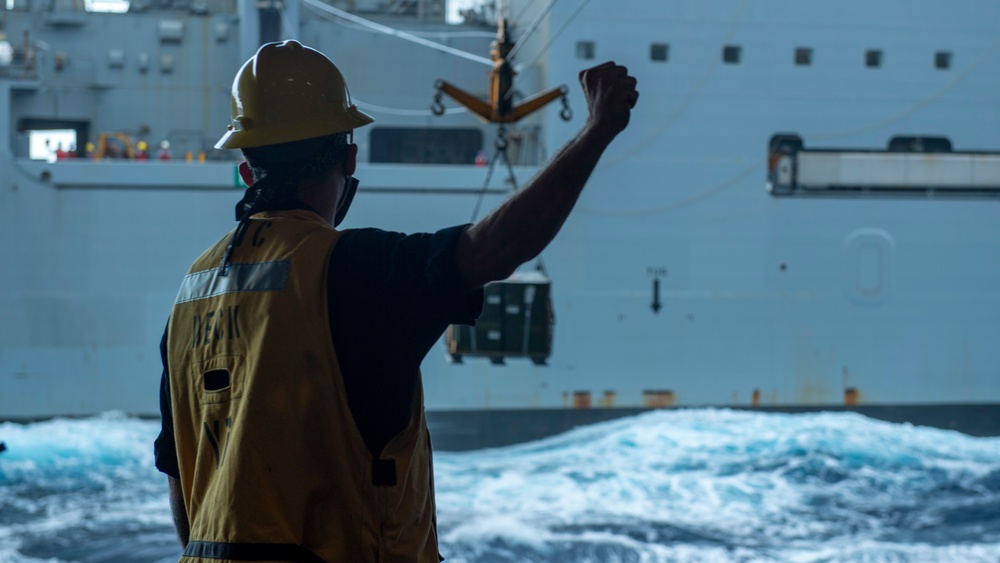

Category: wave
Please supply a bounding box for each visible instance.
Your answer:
[2,409,999,562]
[433,409,1000,562]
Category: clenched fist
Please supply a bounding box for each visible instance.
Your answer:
[579,61,639,142]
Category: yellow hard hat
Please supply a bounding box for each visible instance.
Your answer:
[137,140,148,150]
[215,40,374,150]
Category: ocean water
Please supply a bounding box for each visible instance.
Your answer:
[1,410,998,562]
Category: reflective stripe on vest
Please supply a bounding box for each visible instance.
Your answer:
[175,261,290,304]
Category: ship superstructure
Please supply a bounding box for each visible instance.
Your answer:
[1,0,998,448]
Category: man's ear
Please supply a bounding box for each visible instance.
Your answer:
[345,144,358,177]
[238,161,255,187]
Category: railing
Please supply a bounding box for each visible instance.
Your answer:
[11,158,538,192]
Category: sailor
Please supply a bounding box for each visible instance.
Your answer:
[158,139,172,160]
[154,40,637,562]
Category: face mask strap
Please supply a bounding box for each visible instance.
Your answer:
[334,130,357,228]
[334,176,358,228]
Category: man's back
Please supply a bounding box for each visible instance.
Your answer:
[166,209,439,561]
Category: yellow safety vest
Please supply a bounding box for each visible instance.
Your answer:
[167,209,440,563]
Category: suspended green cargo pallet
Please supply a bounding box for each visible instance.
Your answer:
[446,272,553,365]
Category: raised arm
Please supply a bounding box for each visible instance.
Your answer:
[456,61,639,289]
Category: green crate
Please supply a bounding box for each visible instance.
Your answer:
[446,273,553,365]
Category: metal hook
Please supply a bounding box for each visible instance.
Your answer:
[495,125,508,151]
[431,91,445,116]
[559,94,573,121]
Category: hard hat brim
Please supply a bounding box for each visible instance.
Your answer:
[215,105,374,150]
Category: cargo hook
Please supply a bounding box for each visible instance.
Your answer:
[559,89,572,121]
[431,83,445,116]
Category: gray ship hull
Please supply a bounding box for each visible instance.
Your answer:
[1,0,998,447]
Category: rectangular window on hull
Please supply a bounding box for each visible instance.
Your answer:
[30,0,132,13]
[369,127,483,165]
[85,0,129,12]
[18,118,90,159]
[650,43,669,62]
[865,49,883,68]
[935,51,952,70]
[28,129,77,161]
[723,45,741,64]
[794,47,813,66]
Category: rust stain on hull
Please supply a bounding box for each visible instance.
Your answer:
[642,390,675,408]
[845,387,860,405]
[599,390,616,408]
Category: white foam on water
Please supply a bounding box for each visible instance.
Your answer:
[0,549,66,563]
[2,409,1000,562]
[0,413,174,561]
[433,409,1000,561]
